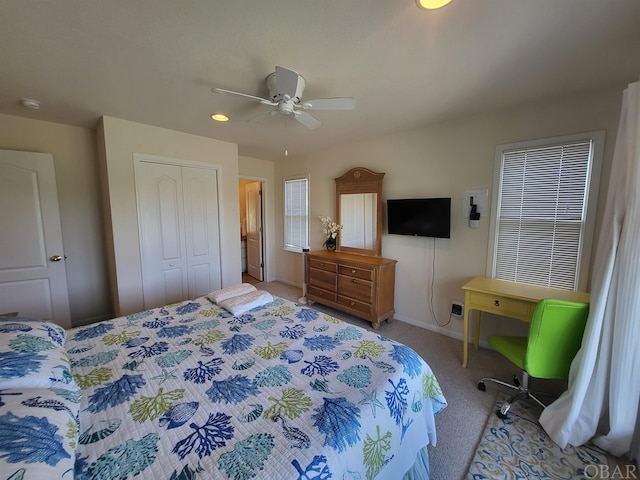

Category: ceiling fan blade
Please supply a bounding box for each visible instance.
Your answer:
[294,110,321,129]
[212,87,276,105]
[247,109,278,124]
[275,66,301,99]
[301,97,356,110]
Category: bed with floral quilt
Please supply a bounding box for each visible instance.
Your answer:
[0,291,447,480]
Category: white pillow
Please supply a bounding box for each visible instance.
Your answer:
[219,290,274,316]
[207,283,257,304]
[0,318,78,391]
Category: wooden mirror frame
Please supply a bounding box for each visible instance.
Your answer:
[335,167,384,257]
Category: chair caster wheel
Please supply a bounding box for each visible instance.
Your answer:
[477,381,486,391]
[496,409,509,419]
[513,375,520,386]
[497,403,511,419]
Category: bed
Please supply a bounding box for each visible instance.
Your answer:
[0,287,447,480]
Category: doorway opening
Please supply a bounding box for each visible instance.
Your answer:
[239,179,264,284]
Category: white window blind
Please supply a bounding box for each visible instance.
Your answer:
[283,176,309,253]
[491,137,599,291]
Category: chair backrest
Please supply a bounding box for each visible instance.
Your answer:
[525,298,590,379]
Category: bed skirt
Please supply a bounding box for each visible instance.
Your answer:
[403,445,431,479]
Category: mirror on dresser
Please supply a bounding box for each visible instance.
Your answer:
[335,167,384,257]
[305,167,396,329]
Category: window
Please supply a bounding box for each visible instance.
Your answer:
[283,175,309,253]
[487,131,603,291]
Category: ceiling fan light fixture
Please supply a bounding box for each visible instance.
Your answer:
[211,113,229,122]
[416,0,453,10]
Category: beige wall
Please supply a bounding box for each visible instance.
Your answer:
[274,87,623,345]
[0,113,111,325]
[99,116,240,316]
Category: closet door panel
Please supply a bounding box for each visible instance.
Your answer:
[157,176,183,260]
[136,162,188,309]
[182,166,221,298]
[162,267,186,304]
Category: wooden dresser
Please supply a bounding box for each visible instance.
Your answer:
[306,250,396,329]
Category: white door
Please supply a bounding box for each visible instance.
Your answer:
[246,181,263,281]
[136,162,188,309]
[0,150,71,328]
[182,166,222,298]
[136,159,221,309]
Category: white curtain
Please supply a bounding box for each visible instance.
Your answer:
[539,77,640,460]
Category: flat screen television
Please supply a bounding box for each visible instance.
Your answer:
[387,197,451,238]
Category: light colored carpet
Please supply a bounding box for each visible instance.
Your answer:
[256,281,630,480]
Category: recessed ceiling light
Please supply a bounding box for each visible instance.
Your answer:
[416,0,453,10]
[20,98,41,110]
[211,113,229,122]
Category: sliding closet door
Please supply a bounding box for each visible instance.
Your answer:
[137,162,188,308]
[136,158,222,310]
[182,166,222,298]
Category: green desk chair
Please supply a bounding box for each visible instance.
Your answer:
[478,298,589,419]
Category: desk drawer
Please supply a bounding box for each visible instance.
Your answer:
[468,291,532,320]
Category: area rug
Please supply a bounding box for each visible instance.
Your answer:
[466,394,610,479]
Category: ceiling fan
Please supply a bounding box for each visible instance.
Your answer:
[212,66,355,129]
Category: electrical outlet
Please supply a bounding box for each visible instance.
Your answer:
[451,301,464,317]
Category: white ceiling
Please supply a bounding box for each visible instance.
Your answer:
[1,1,639,161]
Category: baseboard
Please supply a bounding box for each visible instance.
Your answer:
[274,278,302,289]
[394,313,491,350]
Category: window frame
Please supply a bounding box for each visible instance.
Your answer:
[486,131,604,291]
[282,174,310,253]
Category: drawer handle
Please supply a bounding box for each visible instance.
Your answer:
[351,269,356,274]
[352,278,357,283]
[494,300,500,307]
[350,302,355,306]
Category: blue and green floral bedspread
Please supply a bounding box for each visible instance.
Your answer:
[66,295,447,480]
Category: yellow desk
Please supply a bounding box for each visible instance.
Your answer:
[461,276,590,368]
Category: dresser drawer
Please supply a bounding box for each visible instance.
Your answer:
[309,268,337,292]
[338,264,374,281]
[338,295,372,316]
[308,285,337,303]
[308,258,337,273]
[338,275,373,303]
[467,291,532,320]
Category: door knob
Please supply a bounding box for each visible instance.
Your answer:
[49,255,62,262]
